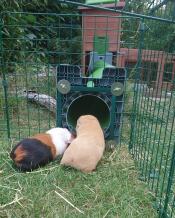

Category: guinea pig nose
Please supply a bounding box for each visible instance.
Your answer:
[10,151,16,160]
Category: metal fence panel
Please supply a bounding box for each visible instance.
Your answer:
[0,1,175,216]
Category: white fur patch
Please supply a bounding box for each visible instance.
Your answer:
[46,128,72,156]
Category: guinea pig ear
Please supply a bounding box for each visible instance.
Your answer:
[12,144,27,163]
[76,121,81,130]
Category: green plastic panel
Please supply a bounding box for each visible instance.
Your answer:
[94,36,109,54]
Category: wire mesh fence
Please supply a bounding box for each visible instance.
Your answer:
[129,52,175,216]
[0,11,129,142]
[127,14,175,218]
[0,0,175,217]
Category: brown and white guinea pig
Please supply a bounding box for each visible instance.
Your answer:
[60,115,105,173]
[10,128,74,171]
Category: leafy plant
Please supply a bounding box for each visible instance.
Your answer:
[0,0,82,73]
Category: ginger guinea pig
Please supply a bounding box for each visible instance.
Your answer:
[10,128,74,171]
[60,115,105,173]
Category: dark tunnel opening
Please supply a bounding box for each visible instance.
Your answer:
[66,94,110,130]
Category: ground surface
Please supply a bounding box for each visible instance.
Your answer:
[0,141,158,218]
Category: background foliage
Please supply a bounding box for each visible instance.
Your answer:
[0,0,175,74]
[123,0,175,51]
[0,0,83,72]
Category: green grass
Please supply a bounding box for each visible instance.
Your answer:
[0,142,158,218]
[0,76,158,217]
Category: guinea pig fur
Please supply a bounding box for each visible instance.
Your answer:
[10,128,74,171]
[60,115,105,173]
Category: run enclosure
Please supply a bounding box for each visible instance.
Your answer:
[0,1,175,217]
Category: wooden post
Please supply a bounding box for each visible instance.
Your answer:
[154,53,165,97]
[171,62,175,89]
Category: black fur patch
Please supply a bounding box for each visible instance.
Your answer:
[10,138,53,171]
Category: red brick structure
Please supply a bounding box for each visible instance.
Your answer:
[79,0,175,94]
[118,48,175,93]
[79,1,125,73]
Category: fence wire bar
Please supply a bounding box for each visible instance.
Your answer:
[129,17,175,217]
[58,0,175,24]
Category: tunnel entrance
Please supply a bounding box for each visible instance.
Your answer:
[66,94,110,130]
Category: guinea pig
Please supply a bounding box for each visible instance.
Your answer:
[10,128,74,171]
[60,115,105,173]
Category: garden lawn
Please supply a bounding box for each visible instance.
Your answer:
[0,141,157,218]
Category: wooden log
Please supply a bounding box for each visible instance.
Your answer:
[23,90,56,113]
